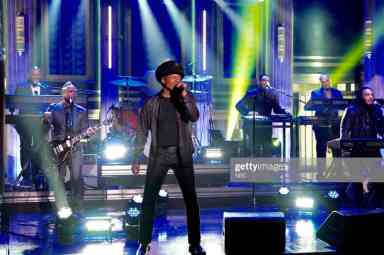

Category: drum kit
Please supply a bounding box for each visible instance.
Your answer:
[107,74,214,154]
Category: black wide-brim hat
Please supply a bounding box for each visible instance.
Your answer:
[155,60,184,84]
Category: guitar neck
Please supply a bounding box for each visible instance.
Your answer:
[71,123,103,144]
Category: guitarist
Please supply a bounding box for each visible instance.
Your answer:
[43,81,96,212]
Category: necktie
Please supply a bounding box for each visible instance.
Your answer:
[66,107,74,134]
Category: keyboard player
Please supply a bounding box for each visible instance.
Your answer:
[309,74,343,157]
[236,74,290,156]
[13,66,47,187]
[341,86,384,208]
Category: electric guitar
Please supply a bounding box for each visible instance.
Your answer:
[51,117,113,163]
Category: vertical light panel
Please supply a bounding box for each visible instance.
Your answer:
[202,10,207,72]
[108,5,112,69]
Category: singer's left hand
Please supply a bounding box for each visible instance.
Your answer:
[176,82,188,97]
[86,127,97,137]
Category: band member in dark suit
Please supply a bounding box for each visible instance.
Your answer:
[43,81,95,212]
[310,74,343,157]
[132,60,205,255]
[15,66,47,96]
[236,74,290,156]
[14,67,47,187]
[342,86,384,208]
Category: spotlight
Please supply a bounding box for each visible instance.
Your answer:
[159,189,168,198]
[57,207,72,219]
[103,143,128,161]
[126,207,141,218]
[132,194,143,204]
[295,220,315,238]
[204,147,224,159]
[125,195,143,227]
[327,190,340,199]
[157,189,168,217]
[272,138,281,148]
[85,216,113,232]
[278,186,290,195]
[295,197,314,209]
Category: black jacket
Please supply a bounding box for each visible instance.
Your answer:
[236,86,288,116]
[340,103,384,139]
[44,101,89,142]
[133,91,199,165]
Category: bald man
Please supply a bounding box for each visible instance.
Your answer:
[310,74,343,157]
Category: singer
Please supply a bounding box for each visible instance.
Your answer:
[43,81,95,213]
[132,60,206,255]
[236,74,290,156]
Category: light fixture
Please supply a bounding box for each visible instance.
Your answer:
[85,216,113,232]
[295,197,314,209]
[278,186,290,195]
[57,207,73,219]
[103,143,128,161]
[204,147,224,159]
[327,190,340,199]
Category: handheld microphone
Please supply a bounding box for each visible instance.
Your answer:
[173,86,184,95]
[69,96,73,105]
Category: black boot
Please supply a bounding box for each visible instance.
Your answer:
[136,244,150,255]
[189,244,206,255]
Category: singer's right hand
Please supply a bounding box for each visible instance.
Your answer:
[132,164,140,175]
[175,82,188,97]
[43,112,52,122]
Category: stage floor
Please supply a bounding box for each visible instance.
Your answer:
[0,207,336,255]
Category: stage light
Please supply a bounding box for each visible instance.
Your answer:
[132,194,143,204]
[138,0,173,68]
[127,207,141,218]
[226,2,266,140]
[125,195,143,227]
[57,207,72,219]
[278,186,290,195]
[85,216,113,232]
[295,220,315,238]
[204,147,224,159]
[327,190,340,199]
[159,189,168,198]
[107,5,112,69]
[213,0,242,29]
[295,197,314,209]
[272,138,281,147]
[202,9,207,72]
[103,143,127,161]
[330,9,384,84]
[163,0,194,59]
[158,231,168,242]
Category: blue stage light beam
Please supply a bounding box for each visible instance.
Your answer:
[138,0,174,69]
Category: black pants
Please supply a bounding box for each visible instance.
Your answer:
[140,146,201,246]
[243,124,272,157]
[57,149,83,210]
[14,118,43,185]
[313,125,339,158]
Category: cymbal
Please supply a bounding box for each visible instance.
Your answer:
[110,79,146,88]
[183,75,213,83]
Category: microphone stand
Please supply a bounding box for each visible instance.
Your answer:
[268,86,307,105]
[251,96,258,208]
